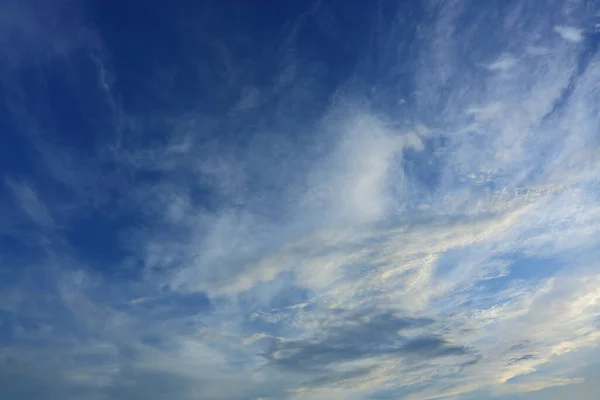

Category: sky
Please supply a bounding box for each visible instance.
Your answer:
[1,0,600,399]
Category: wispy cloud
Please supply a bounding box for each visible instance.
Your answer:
[554,26,585,43]
[5,178,54,227]
[1,0,599,399]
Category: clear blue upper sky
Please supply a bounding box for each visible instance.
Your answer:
[1,0,600,399]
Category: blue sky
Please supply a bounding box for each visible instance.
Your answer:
[1,0,600,399]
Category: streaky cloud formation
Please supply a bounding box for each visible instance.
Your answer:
[1,0,600,399]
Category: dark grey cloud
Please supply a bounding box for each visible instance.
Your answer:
[259,309,478,395]
[507,354,537,365]
[401,336,471,357]
[264,309,472,375]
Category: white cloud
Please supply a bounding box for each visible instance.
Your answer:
[554,26,584,43]
[486,55,519,71]
[500,378,585,394]
[5,178,54,227]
